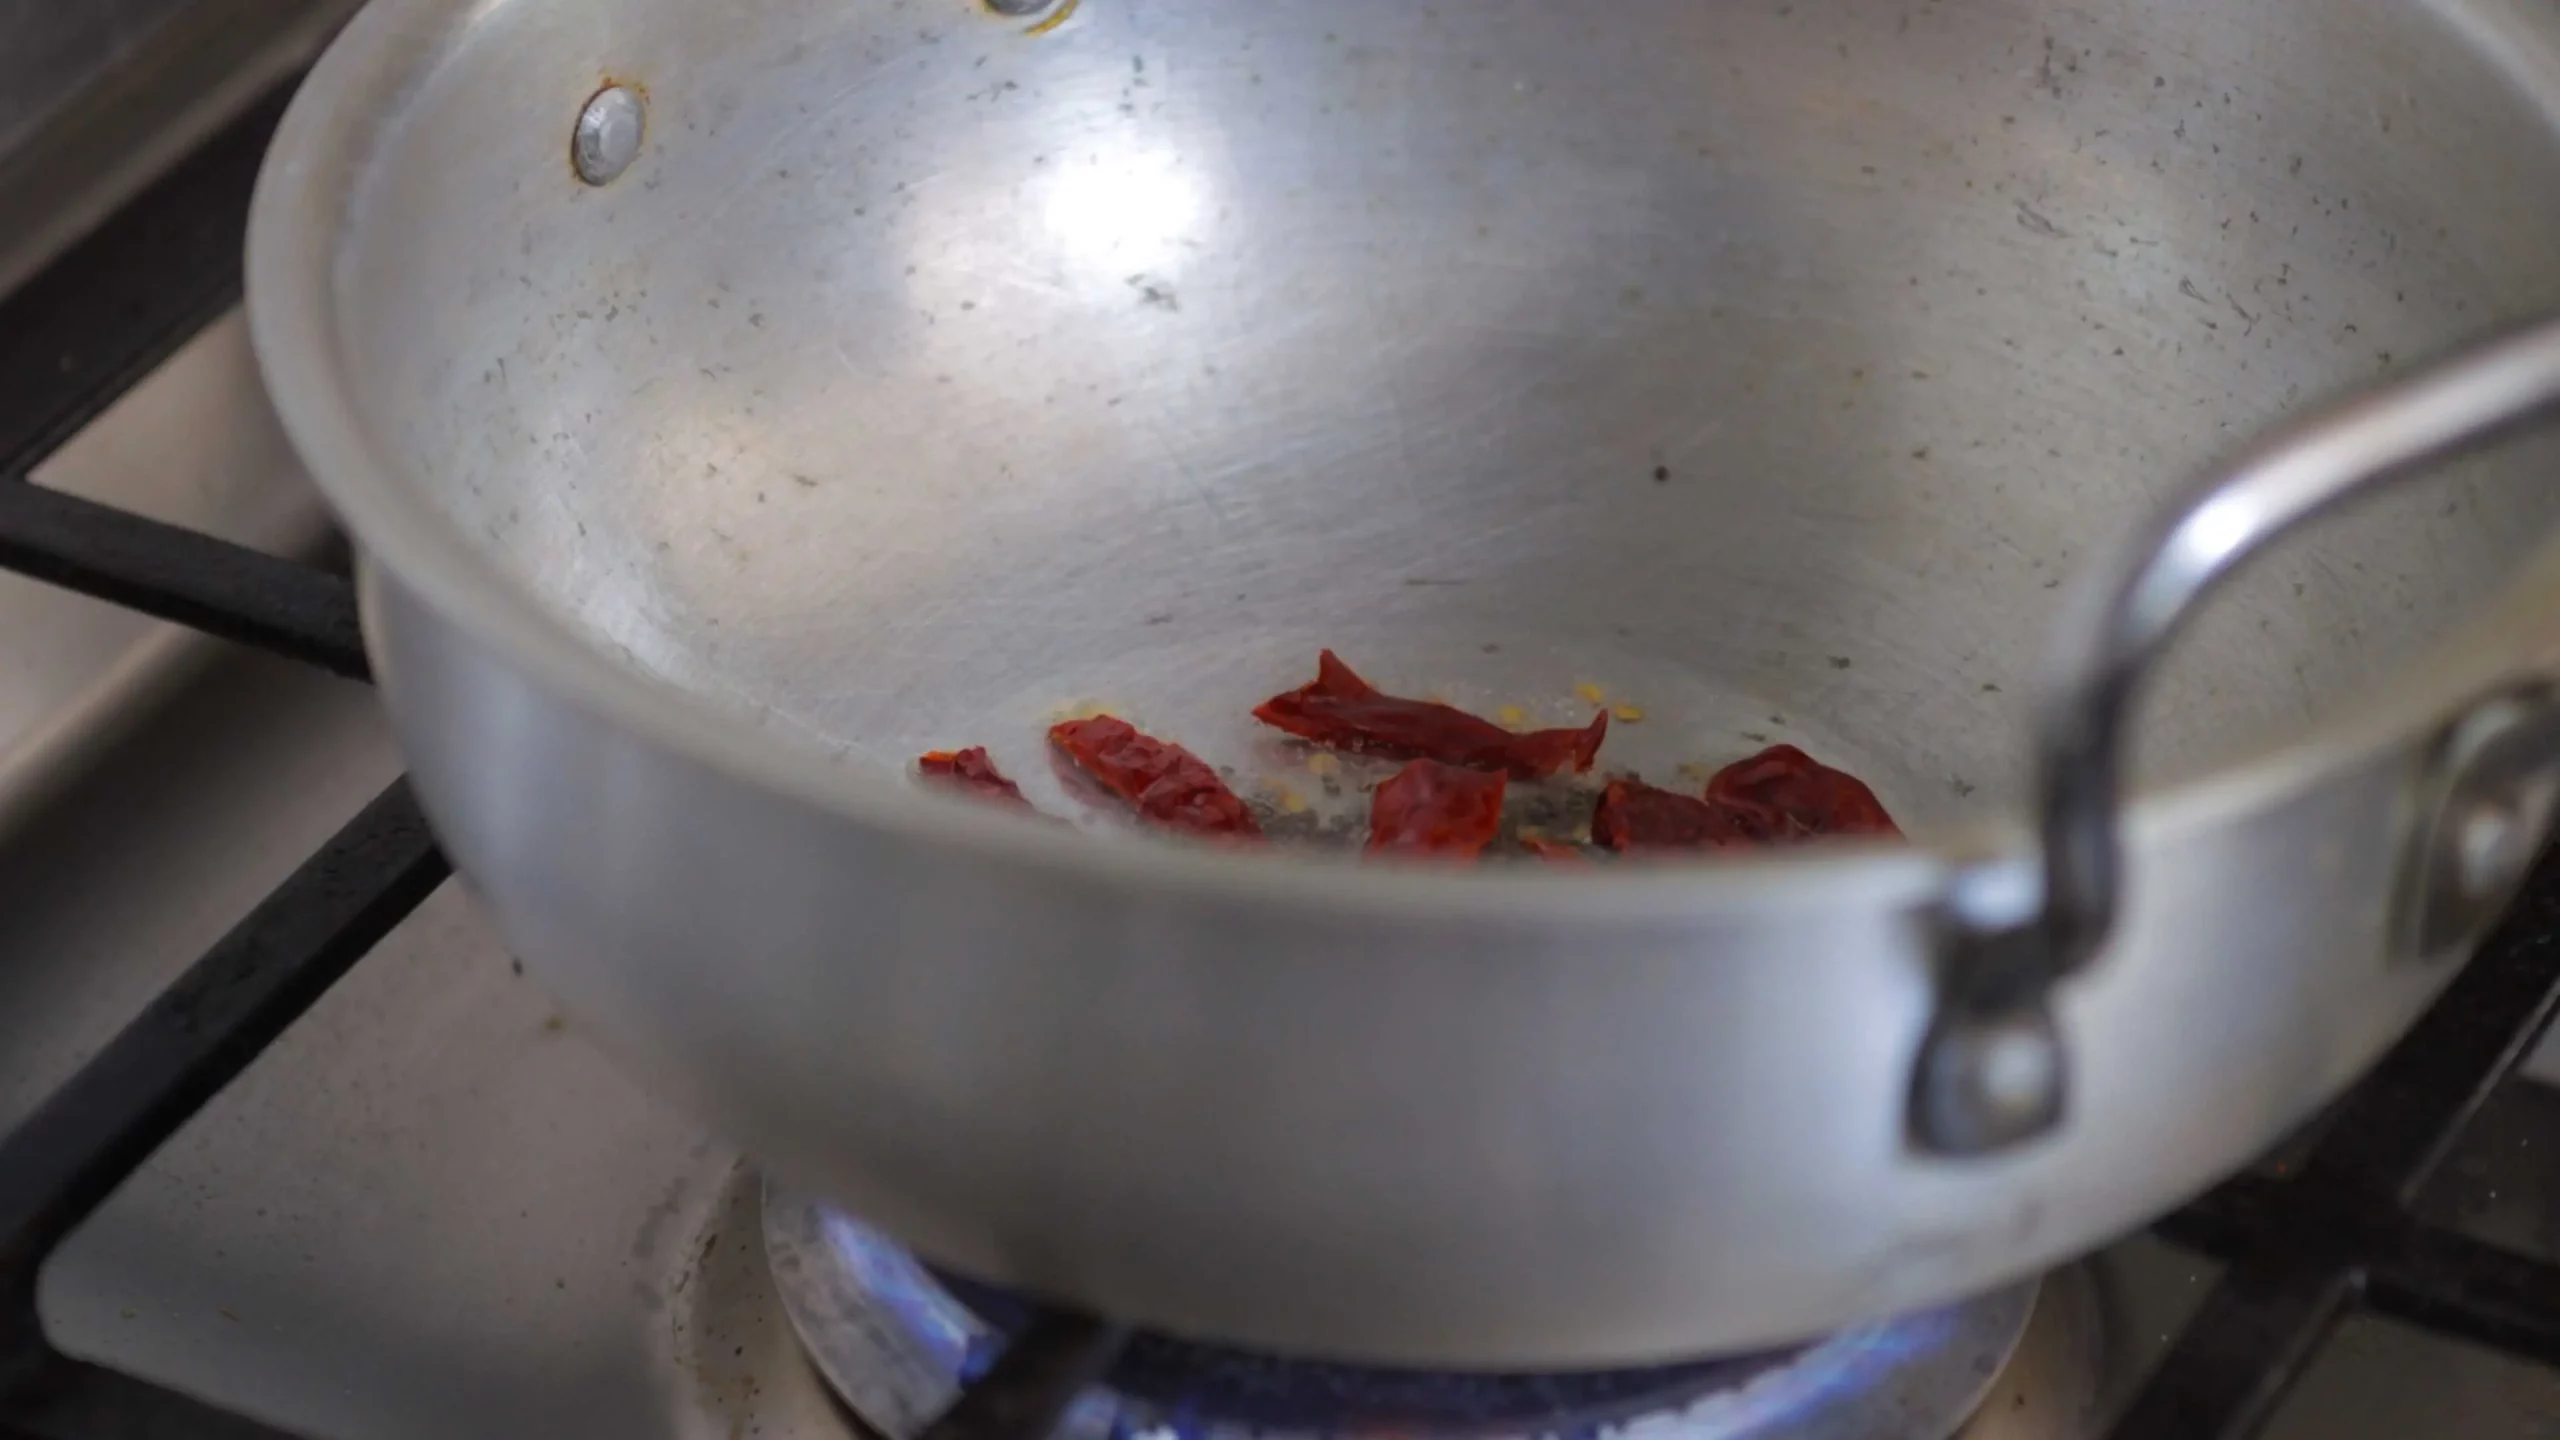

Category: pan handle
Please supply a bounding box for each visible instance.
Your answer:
[1911,314,2560,1156]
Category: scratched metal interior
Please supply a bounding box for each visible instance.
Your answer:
[331,0,2560,832]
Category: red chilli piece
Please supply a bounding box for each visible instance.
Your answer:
[1366,759,1508,859]
[1706,744,1901,839]
[1519,835,1592,864]
[1048,716,1264,840]
[917,747,1034,810]
[1591,778,1783,854]
[1254,650,1607,779]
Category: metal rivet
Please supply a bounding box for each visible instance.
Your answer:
[1910,1002,2066,1156]
[2454,799,2532,900]
[573,86,645,186]
[2399,691,2560,962]
[1976,1022,2061,1110]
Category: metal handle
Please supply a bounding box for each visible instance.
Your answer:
[1911,314,2560,1156]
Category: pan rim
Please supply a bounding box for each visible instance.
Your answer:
[243,0,2430,931]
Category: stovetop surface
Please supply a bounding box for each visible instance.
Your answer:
[0,642,796,1437]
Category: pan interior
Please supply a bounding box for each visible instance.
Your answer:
[326,0,2560,833]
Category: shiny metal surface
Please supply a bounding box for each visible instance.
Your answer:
[0,553,2536,1440]
[251,0,2560,1364]
[17,268,2560,1440]
[570,84,645,188]
[2397,689,2560,960]
[1923,316,2560,1155]
[2029,315,2560,968]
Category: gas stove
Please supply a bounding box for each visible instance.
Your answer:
[760,1185,2070,1440]
[8,65,2560,1440]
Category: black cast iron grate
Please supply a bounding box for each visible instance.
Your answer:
[4,72,2560,1440]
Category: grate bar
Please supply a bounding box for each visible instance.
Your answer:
[2117,853,2560,1437]
[0,483,366,681]
[0,1356,304,1440]
[2151,1173,2280,1259]
[2106,1263,2358,1440]
[0,53,383,1440]
[2370,1223,2560,1369]
[2300,891,2560,1204]
[0,782,445,1372]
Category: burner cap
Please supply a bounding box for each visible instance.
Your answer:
[763,1182,2036,1440]
[934,1266,1804,1433]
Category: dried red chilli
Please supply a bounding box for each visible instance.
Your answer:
[1591,778,1780,854]
[1254,650,1607,779]
[1595,745,1900,854]
[1366,759,1507,859]
[1706,744,1901,839]
[1048,715,1264,840]
[966,665,1889,862]
[917,747,1034,810]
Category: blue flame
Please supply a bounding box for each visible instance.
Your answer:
[800,1209,2014,1440]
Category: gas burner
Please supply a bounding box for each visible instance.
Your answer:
[763,1183,2050,1440]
